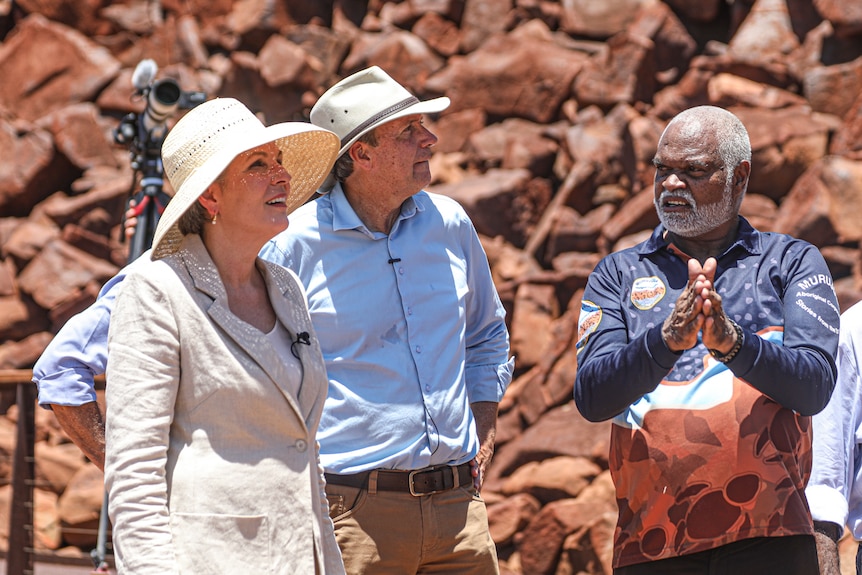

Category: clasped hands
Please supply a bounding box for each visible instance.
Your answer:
[661,258,738,355]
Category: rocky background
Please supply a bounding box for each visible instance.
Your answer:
[1,0,862,573]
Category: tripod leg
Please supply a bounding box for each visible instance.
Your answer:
[90,489,110,573]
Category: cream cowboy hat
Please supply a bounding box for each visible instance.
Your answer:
[151,97,339,260]
[310,66,450,159]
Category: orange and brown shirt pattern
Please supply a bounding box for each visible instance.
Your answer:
[609,345,814,567]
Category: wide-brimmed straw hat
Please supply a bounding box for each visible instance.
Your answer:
[310,66,450,159]
[151,97,339,260]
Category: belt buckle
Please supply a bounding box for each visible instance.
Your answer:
[408,466,455,496]
[408,468,430,496]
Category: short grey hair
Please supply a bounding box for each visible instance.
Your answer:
[664,106,751,181]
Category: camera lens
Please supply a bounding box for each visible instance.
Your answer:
[146,78,181,124]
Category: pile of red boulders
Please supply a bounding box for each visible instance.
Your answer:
[1,0,862,572]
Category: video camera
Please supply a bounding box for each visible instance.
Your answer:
[114,59,206,159]
[113,59,206,263]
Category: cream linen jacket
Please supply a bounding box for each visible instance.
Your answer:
[104,234,344,575]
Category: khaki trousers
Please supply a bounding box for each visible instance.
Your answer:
[326,477,499,575]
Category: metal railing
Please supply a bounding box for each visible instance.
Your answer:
[0,370,110,575]
[2,370,36,575]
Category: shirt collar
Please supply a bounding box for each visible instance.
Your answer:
[637,216,762,259]
[328,181,424,235]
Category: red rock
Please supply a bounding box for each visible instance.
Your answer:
[430,168,534,245]
[0,117,59,217]
[488,492,542,546]
[412,11,461,57]
[488,402,611,482]
[0,293,50,342]
[427,21,588,123]
[740,193,779,232]
[0,485,62,550]
[17,239,119,311]
[560,0,656,39]
[460,0,513,53]
[598,188,660,254]
[734,106,834,201]
[501,456,602,503]
[343,30,445,97]
[2,219,62,265]
[510,283,560,369]
[0,14,120,122]
[40,103,120,171]
[727,0,800,65]
[772,159,839,247]
[820,156,862,242]
[58,464,106,548]
[802,57,862,118]
[35,441,86,496]
[0,332,53,370]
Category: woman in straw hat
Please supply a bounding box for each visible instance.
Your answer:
[103,97,344,574]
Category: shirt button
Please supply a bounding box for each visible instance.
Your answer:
[398,267,405,275]
[416,345,422,353]
[407,307,413,315]
[425,385,431,392]
[295,439,308,452]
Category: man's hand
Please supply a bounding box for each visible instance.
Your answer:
[124,199,138,241]
[662,258,715,352]
[470,401,498,491]
[700,289,738,354]
[688,257,739,355]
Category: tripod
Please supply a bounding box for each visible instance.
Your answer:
[123,131,171,263]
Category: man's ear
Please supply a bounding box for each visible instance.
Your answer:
[734,161,751,188]
[729,161,750,212]
[349,142,372,168]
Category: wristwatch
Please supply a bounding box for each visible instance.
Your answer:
[708,321,743,363]
[814,520,844,543]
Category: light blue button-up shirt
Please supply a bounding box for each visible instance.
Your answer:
[35,185,514,475]
[260,184,514,474]
[33,253,148,408]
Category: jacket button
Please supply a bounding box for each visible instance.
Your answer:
[295,439,308,452]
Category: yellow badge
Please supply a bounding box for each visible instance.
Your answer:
[576,300,602,353]
[630,276,666,310]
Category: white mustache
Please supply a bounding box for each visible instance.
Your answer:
[658,191,697,208]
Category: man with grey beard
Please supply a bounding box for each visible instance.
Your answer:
[573,106,839,574]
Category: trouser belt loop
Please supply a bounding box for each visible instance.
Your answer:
[368,469,379,495]
[452,464,460,489]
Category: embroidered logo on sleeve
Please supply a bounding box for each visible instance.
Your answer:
[576,300,602,353]
[631,276,666,310]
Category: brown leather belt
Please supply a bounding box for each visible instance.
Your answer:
[325,462,472,496]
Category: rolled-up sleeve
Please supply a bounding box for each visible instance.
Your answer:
[463,225,514,403]
[33,270,127,408]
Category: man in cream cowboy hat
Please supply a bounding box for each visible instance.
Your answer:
[33,66,513,574]
[261,66,514,573]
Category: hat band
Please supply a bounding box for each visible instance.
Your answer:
[340,96,420,147]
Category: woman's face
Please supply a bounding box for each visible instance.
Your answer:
[208,142,292,245]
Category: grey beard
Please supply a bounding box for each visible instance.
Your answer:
[654,190,736,238]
